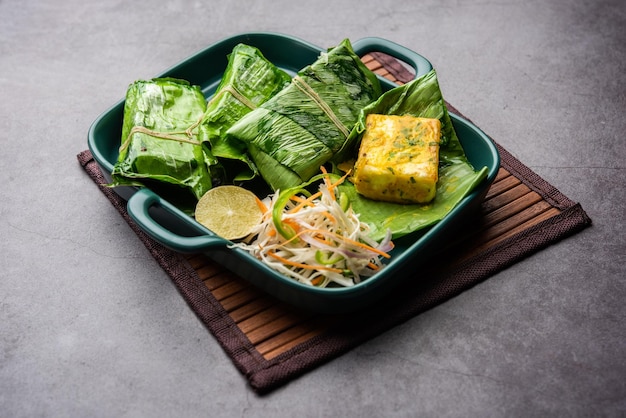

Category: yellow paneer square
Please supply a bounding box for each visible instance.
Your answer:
[352,114,441,204]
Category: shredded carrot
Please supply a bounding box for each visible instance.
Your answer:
[299,227,392,259]
[367,262,380,270]
[290,195,309,204]
[288,190,323,214]
[267,251,343,273]
[282,218,300,232]
[311,234,332,246]
[311,276,325,286]
[321,210,336,223]
[288,170,351,214]
[255,196,268,213]
[288,195,316,211]
[320,166,335,201]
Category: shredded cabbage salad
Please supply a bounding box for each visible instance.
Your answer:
[231,168,394,287]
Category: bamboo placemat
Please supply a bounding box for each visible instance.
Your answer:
[78,53,591,394]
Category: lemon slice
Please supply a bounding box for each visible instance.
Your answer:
[195,185,263,240]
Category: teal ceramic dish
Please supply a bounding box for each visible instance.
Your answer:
[87,32,500,314]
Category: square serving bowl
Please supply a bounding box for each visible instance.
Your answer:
[88,32,500,314]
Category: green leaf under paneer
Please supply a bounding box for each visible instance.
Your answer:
[354,69,456,148]
[340,161,488,240]
[338,69,489,240]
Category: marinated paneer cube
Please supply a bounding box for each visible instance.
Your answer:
[352,114,441,204]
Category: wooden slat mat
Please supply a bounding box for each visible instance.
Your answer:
[78,53,591,394]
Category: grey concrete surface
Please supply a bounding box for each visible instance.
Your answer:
[1,0,624,416]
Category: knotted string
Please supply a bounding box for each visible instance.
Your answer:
[292,75,350,139]
[118,84,257,153]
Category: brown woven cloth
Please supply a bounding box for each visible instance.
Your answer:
[77,112,590,393]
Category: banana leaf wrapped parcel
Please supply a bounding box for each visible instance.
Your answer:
[198,43,292,182]
[226,39,382,191]
[110,78,217,211]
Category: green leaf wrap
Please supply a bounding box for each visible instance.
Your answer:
[198,44,291,181]
[227,39,382,191]
[110,78,215,208]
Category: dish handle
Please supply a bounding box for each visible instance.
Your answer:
[127,188,229,253]
[352,37,433,80]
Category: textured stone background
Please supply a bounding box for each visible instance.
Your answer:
[1,0,624,416]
